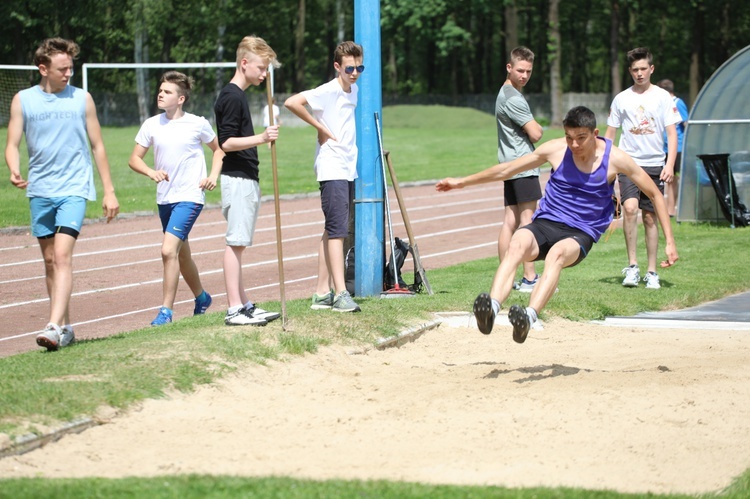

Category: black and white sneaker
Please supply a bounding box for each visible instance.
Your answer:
[224,307,267,326]
[473,293,495,335]
[247,306,280,323]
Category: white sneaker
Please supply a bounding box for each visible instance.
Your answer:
[248,306,280,323]
[60,325,76,348]
[621,265,640,287]
[36,323,62,351]
[224,308,267,326]
[644,271,661,289]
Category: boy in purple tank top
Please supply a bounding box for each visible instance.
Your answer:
[436,106,678,344]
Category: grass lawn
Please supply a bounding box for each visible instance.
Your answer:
[1,105,748,497]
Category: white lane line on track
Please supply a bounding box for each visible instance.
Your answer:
[0,220,501,286]
[0,202,500,268]
[2,235,501,342]
[0,188,503,251]
[0,275,319,342]
[0,252,319,311]
[0,226,501,313]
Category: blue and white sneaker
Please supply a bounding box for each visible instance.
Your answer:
[194,291,212,315]
[151,307,173,326]
[516,274,539,293]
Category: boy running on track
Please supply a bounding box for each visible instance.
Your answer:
[436,106,678,343]
[5,37,120,351]
[129,71,223,326]
[214,35,281,326]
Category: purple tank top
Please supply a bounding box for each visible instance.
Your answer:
[534,137,614,242]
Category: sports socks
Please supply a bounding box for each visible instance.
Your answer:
[491,299,501,316]
[526,307,538,325]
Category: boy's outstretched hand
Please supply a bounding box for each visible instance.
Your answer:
[435,177,463,192]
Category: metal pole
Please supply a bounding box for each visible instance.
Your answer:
[353,0,383,297]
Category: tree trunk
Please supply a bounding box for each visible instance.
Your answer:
[548,0,563,126]
[387,40,398,97]
[689,0,704,104]
[294,0,306,92]
[505,1,518,54]
[336,0,345,43]
[215,0,227,98]
[134,2,149,123]
[610,0,621,96]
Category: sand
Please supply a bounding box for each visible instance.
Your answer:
[2,316,750,495]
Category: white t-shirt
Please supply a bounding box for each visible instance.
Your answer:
[262,104,280,127]
[302,79,359,182]
[135,112,216,205]
[607,85,682,167]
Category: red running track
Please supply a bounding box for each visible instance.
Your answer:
[0,182,512,357]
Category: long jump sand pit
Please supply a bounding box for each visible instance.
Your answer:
[2,317,750,495]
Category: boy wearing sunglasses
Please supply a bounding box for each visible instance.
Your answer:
[285,41,364,313]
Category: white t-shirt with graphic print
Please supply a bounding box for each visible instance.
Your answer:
[607,84,681,167]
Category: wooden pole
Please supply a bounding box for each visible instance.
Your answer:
[266,69,287,327]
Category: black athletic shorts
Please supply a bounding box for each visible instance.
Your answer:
[319,180,353,239]
[504,176,542,206]
[618,166,663,212]
[522,217,595,268]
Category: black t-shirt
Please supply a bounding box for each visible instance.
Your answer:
[214,83,259,181]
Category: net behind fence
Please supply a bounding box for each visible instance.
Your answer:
[0,65,38,126]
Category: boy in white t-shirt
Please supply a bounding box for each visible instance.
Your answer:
[129,71,225,325]
[605,47,681,290]
[284,41,363,312]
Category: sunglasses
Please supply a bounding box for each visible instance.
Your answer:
[344,65,365,74]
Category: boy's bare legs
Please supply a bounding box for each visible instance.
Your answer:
[490,229,538,304]
[642,209,659,274]
[498,201,537,282]
[160,235,205,310]
[178,239,205,298]
[508,237,580,343]
[223,245,248,308]
[318,231,346,294]
[315,233,333,296]
[528,239,579,313]
[39,234,76,327]
[160,233,183,310]
[666,179,677,217]
[621,198,640,266]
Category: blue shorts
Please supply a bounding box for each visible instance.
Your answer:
[319,180,353,239]
[158,202,203,241]
[30,196,87,239]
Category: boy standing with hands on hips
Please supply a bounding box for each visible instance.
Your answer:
[285,41,363,313]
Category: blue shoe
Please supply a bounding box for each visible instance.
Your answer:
[194,291,212,315]
[151,307,173,326]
